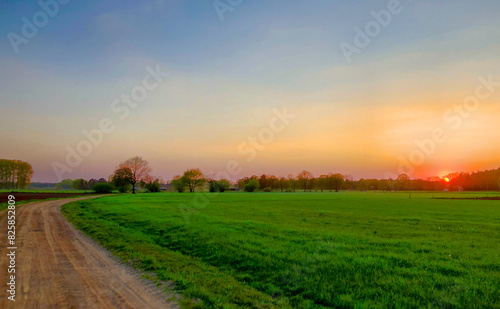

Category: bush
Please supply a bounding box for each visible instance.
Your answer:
[117,184,132,193]
[262,187,272,192]
[244,179,260,192]
[144,181,160,193]
[92,183,114,194]
[217,179,231,192]
[172,176,187,193]
[208,179,232,193]
[208,180,219,192]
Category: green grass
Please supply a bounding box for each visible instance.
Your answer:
[0,194,100,212]
[0,199,42,212]
[62,192,500,308]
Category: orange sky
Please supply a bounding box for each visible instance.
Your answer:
[1,1,499,182]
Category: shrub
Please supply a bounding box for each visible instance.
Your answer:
[263,187,272,192]
[208,180,219,192]
[244,179,260,192]
[172,176,187,193]
[92,183,114,194]
[144,181,161,193]
[208,179,231,193]
[217,179,231,192]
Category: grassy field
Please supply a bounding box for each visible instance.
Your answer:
[0,194,97,212]
[62,192,500,308]
[0,199,54,212]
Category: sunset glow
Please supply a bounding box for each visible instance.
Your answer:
[1,1,499,182]
[2,3,500,308]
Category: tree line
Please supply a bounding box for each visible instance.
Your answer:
[234,171,499,192]
[445,168,500,191]
[43,157,162,194]
[0,159,34,189]
[86,157,500,193]
[166,169,500,193]
[53,178,108,190]
[17,155,500,193]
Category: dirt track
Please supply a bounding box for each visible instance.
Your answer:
[0,197,178,308]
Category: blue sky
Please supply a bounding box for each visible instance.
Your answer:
[1,0,500,182]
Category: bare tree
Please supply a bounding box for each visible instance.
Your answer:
[278,177,287,192]
[118,156,151,194]
[397,174,410,191]
[330,173,344,192]
[297,170,313,192]
[287,174,296,192]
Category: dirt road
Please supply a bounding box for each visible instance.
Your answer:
[0,197,178,308]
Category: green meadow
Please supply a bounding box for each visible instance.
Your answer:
[62,192,500,308]
[0,193,93,212]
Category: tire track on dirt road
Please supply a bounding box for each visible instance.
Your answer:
[0,197,179,308]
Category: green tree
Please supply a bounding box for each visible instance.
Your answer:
[0,159,34,189]
[208,179,218,192]
[172,175,187,192]
[397,174,410,191]
[144,180,161,192]
[140,175,162,193]
[183,169,206,193]
[56,179,74,190]
[278,177,287,192]
[318,175,328,192]
[217,179,231,192]
[330,173,344,192]
[244,179,260,192]
[112,167,134,192]
[287,174,296,192]
[73,179,88,190]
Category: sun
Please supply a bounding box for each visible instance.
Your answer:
[444,177,450,182]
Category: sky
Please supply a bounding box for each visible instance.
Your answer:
[1,0,500,182]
